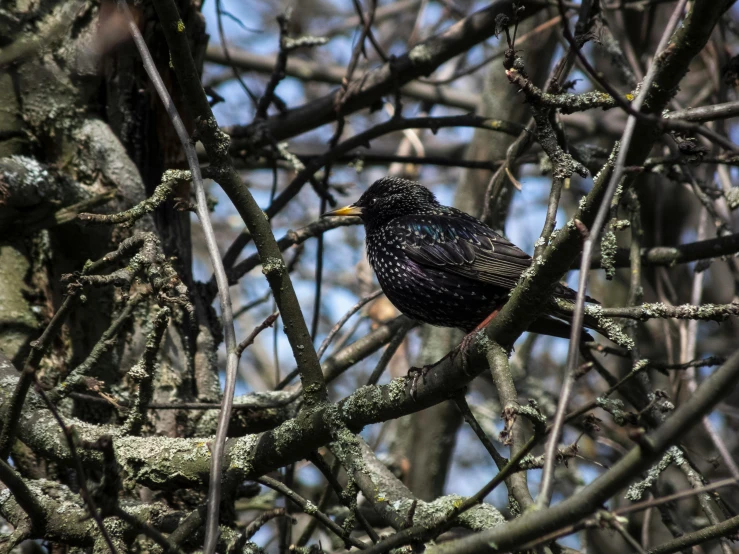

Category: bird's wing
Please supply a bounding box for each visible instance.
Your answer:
[393,213,532,289]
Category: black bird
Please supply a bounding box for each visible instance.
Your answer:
[323,177,596,342]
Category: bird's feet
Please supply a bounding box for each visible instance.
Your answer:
[449,331,480,373]
[407,352,453,401]
[451,308,503,370]
[406,364,433,401]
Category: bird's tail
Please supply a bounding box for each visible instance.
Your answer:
[522,283,633,349]
[520,282,601,342]
[553,282,600,305]
[546,289,634,350]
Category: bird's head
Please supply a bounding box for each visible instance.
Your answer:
[322,177,440,229]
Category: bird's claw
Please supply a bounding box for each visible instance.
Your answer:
[450,331,479,374]
[407,364,434,401]
[458,332,477,354]
[406,349,459,400]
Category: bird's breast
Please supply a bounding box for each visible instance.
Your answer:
[365,231,505,329]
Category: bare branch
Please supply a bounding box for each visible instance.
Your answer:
[116,3,242,552]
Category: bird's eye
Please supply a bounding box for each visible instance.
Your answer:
[371,198,378,205]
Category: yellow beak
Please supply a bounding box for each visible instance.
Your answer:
[321,204,363,217]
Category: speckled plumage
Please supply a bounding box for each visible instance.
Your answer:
[328,177,594,338]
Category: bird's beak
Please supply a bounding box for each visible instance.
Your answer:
[321,204,363,217]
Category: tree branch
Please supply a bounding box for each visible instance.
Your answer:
[427,347,739,554]
[226,0,544,149]
[205,44,479,111]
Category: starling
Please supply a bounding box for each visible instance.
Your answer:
[323,177,597,342]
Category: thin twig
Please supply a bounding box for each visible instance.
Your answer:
[236,311,280,358]
[454,395,508,469]
[275,315,412,391]
[538,0,690,509]
[349,0,388,62]
[262,114,525,225]
[233,289,273,319]
[295,151,504,171]
[317,289,383,360]
[78,170,185,226]
[243,508,292,541]
[420,14,565,85]
[255,12,291,119]
[48,292,145,403]
[33,383,119,554]
[116,3,240,553]
[555,300,739,321]
[309,451,380,542]
[518,478,739,551]
[540,3,739,154]
[0,457,45,532]
[607,510,649,554]
[220,216,359,299]
[214,0,259,106]
[257,476,368,550]
[341,0,380,102]
[311,195,328,345]
[123,306,171,435]
[0,284,82,459]
[112,505,182,554]
[357,435,538,554]
[295,459,339,547]
[366,321,412,386]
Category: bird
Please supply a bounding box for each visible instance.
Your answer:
[322,176,599,346]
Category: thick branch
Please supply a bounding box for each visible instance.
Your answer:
[205,45,480,111]
[647,513,739,554]
[664,100,739,123]
[585,232,739,269]
[150,0,326,409]
[555,300,739,322]
[260,114,525,222]
[227,0,543,149]
[427,348,739,554]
